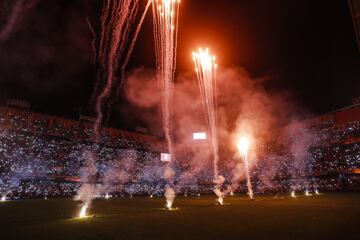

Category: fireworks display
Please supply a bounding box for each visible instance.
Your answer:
[0,2,359,235]
[192,48,223,202]
[76,0,152,218]
[152,0,180,156]
[152,0,181,209]
[93,0,151,138]
[237,136,254,199]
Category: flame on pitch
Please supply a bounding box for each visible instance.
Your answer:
[78,204,89,218]
[214,188,224,205]
[1,195,6,202]
[166,199,173,210]
[164,187,175,210]
[291,190,296,198]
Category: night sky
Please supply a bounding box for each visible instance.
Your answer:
[0,0,359,130]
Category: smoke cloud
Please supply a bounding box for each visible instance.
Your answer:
[123,65,317,194]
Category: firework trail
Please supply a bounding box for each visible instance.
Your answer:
[86,17,97,68]
[78,0,150,217]
[119,0,152,97]
[93,0,140,139]
[237,137,254,199]
[0,0,39,44]
[92,0,151,138]
[152,0,180,209]
[192,48,224,203]
[153,0,180,157]
[106,0,152,121]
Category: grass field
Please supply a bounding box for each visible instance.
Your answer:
[0,193,359,240]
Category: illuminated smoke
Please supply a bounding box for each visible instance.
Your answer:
[164,166,175,209]
[100,150,136,196]
[214,187,224,205]
[285,121,315,193]
[75,151,99,218]
[224,155,244,197]
[0,162,45,202]
[165,186,175,209]
[124,64,316,196]
[213,175,225,204]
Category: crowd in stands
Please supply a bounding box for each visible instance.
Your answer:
[0,105,359,199]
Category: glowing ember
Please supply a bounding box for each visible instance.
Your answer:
[291,190,296,198]
[78,204,88,218]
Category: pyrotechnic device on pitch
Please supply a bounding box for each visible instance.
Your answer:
[78,204,88,218]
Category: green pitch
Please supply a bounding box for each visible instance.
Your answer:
[1,193,359,240]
